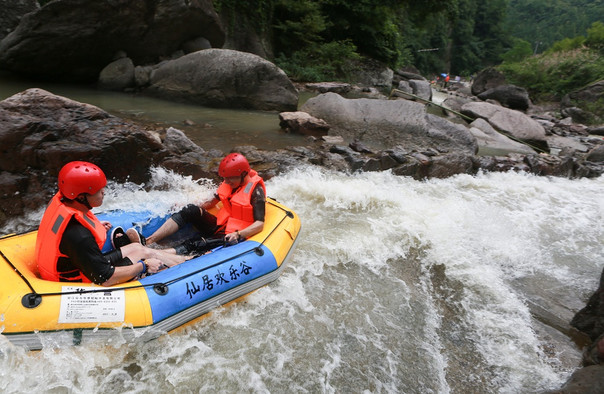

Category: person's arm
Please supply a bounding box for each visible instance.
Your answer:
[99,258,163,287]
[62,221,155,286]
[61,221,117,285]
[102,262,147,287]
[241,185,265,238]
[201,194,220,211]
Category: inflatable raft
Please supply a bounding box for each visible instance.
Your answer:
[0,198,300,350]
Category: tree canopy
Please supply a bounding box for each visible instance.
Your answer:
[213,0,604,80]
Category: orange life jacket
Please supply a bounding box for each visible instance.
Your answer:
[35,192,106,282]
[215,170,265,234]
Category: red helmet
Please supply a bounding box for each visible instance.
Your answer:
[58,161,107,199]
[218,153,250,178]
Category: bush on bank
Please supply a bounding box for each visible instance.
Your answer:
[497,48,604,124]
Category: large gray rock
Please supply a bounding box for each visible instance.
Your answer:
[477,84,531,111]
[0,88,165,224]
[0,88,225,227]
[551,365,604,394]
[98,57,135,91]
[471,67,506,96]
[461,101,548,152]
[0,0,38,40]
[409,80,432,101]
[145,49,298,111]
[563,80,604,105]
[561,80,604,124]
[0,0,225,82]
[279,112,330,136]
[348,58,393,87]
[470,118,535,155]
[586,145,604,163]
[300,92,477,153]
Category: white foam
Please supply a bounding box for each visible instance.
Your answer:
[2,167,602,392]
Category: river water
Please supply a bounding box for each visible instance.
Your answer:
[1,79,604,393]
[0,72,310,153]
[1,168,603,393]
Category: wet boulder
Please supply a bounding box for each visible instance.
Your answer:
[552,365,604,393]
[145,49,298,111]
[0,0,225,82]
[300,92,477,154]
[572,266,604,341]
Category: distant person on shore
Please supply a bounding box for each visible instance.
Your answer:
[36,161,188,286]
[146,153,266,254]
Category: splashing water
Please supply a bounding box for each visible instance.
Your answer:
[1,166,603,393]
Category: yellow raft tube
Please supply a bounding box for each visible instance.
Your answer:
[0,198,300,350]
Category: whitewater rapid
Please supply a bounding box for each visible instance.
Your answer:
[1,166,603,393]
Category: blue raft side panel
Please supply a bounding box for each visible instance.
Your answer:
[140,241,278,323]
[96,210,280,324]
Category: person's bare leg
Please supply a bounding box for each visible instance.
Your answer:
[146,217,180,245]
[149,247,189,266]
[121,243,189,267]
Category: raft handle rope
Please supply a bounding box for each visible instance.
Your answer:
[9,199,295,304]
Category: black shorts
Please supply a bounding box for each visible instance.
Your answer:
[103,249,131,267]
[172,204,221,238]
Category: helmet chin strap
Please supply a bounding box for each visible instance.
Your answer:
[75,194,92,209]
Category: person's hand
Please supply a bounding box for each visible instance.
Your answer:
[144,258,167,274]
[224,231,241,245]
[101,221,112,231]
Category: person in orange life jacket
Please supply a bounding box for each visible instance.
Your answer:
[146,153,266,252]
[35,161,187,286]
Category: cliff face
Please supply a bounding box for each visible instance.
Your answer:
[217,5,274,60]
[0,0,225,82]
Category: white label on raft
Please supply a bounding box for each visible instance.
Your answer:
[58,287,126,323]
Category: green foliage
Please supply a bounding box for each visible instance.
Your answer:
[501,38,533,63]
[505,0,604,52]
[586,21,604,51]
[213,0,274,33]
[275,40,361,82]
[319,0,405,66]
[272,0,327,56]
[577,97,604,123]
[498,48,604,101]
[213,0,603,85]
[547,36,586,53]
[402,0,511,76]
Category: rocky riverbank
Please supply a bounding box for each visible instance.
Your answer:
[1,87,603,231]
